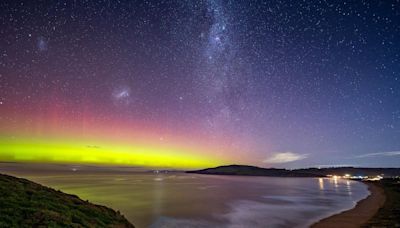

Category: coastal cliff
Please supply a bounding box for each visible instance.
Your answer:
[0,174,134,227]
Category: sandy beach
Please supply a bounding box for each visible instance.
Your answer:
[312,182,386,228]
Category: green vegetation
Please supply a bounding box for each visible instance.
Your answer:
[0,174,134,228]
[364,179,400,228]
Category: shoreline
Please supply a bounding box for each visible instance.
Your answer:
[311,181,386,228]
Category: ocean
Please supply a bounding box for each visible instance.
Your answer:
[7,171,369,228]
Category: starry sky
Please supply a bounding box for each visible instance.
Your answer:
[0,0,399,168]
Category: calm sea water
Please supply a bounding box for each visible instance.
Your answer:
[7,171,369,228]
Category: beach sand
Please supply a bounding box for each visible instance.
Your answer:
[311,182,386,228]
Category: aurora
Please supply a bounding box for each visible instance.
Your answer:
[0,136,224,168]
[0,0,399,168]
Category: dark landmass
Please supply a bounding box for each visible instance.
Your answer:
[364,179,400,227]
[295,167,400,178]
[0,173,134,228]
[187,165,323,177]
[187,165,400,177]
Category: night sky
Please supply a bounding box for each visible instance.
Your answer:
[1,0,399,168]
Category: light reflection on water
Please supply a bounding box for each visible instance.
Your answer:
[15,173,369,228]
[318,178,324,190]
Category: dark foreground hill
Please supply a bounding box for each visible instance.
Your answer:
[187,165,400,178]
[187,165,323,177]
[364,179,400,227]
[0,174,134,228]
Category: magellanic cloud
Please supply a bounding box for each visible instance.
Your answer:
[263,152,308,164]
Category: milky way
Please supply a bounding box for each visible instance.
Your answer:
[0,0,399,168]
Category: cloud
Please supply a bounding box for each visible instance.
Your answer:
[356,151,400,158]
[263,152,308,164]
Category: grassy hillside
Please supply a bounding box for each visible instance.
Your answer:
[0,174,134,228]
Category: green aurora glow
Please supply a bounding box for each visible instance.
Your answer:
[0,137,224,168]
